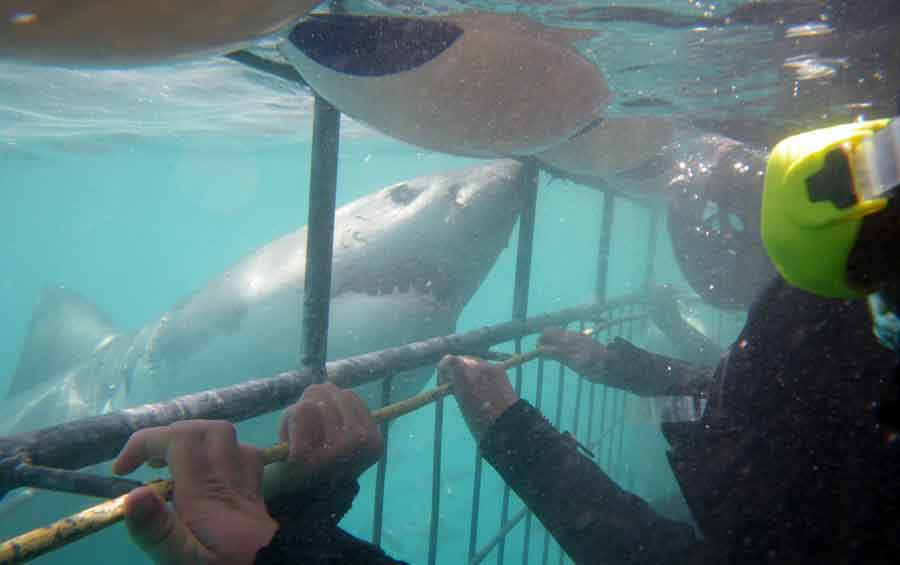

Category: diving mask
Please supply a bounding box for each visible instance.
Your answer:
[852,118,900,203]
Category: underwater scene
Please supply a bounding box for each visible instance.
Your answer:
[0,1,898,564]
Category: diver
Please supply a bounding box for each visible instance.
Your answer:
[432,117,900,564]
[761,116,900,427]
[438,274,900,564]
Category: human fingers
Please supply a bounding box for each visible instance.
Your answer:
[280,392,326,467]
[282,384,383,482]
[177,420,252,494]
[438,355,507,390]
[329,387,384,474]
[438,355,517,441]
[114,421,223,477]
[114,421,251,497]
[124,485,209,565]
[539,328,594,356]
[113,426,178,476]
[437,354,473,386]
[265,401,324,496]
[238,443,266,501]
[537,327,571,351]
[303,384,346,445]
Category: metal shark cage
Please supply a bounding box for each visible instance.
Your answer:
[0,91,732,564]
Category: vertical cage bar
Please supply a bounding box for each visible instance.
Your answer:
[510,156,539,320]
[468,452,485,563]
[716,309,724,346]
[595,192,617,304]
[554,363,566,430]
[616,391,628,482]
[535,357,546,413]
[522,515,533,565]
[495,336,521,565]
[524,357,546,565]
[623,306,636,480]
[643,207,660,290]
[497,161,539,565]
[586,381,597,458]
[496,356,516,565]
[598,384,609,463]
[301,96,341,382]
[594,321,610,465]
[572,321,585,438]
[604,309,620,471]
[626,304,635,341]
[428,397,445,565]
[371,376,392,546]
[606,388,620,470]
[583,311,596,454]
[550,348,569,565]
[638,300,648,339]
[471,508,530,564]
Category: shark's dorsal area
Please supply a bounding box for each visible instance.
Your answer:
[7,286,116,398]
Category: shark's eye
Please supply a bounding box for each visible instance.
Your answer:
[389,184,421,205]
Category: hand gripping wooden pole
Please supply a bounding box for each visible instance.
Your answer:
[0,348,548,564]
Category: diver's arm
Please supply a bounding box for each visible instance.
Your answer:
[605,338,713,397]
[439,355,698,565]
[539,329,714,397]
[481,400,698,565]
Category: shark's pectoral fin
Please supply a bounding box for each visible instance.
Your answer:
[7,286,118,398]
[144,299,249,372]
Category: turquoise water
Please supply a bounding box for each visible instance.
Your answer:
[1,1,890,563]
[0,129,733,564]
[0,132,671,556]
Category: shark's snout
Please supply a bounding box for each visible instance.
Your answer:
[453,159,525,208]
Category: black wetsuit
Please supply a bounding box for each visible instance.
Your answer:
[256,277,900,564]
[254,479,406,565]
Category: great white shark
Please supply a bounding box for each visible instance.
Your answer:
[2,159,525,436]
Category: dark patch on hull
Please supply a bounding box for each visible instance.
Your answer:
[288,14,462,77]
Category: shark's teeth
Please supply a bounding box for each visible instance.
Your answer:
[352,276,450,309]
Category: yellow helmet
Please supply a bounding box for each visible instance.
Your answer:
[761,119,892,298]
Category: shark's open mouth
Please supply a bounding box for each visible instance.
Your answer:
[338,258,465,310]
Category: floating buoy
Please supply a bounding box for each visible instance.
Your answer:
[0,0,321,66]
[280,12,611,157]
